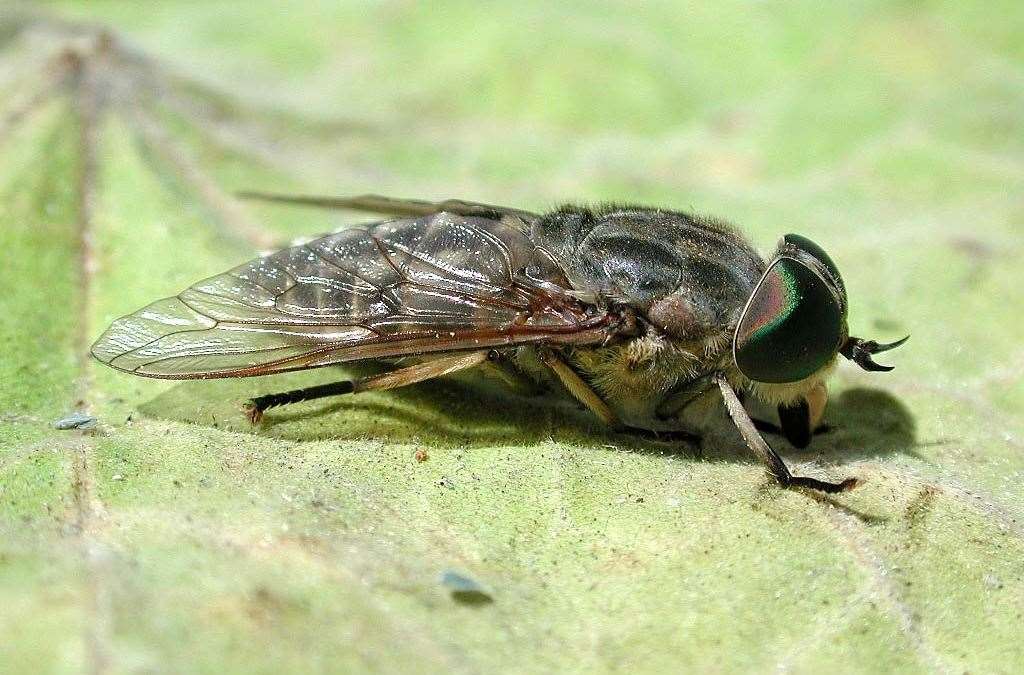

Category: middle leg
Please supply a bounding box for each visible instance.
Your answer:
[538,350,700,443]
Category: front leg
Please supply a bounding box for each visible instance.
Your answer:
[716,375,858,494]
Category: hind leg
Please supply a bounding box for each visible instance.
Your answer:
[244,351,490,423]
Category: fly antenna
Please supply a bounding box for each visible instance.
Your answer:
[840,335,909,372]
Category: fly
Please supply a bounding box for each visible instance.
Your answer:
[91,192,908,494]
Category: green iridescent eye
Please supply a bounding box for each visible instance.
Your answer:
[782,233,846,309]
[733,256,844,383]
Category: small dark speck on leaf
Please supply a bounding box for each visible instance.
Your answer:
[437,475,456,489]
[441,570,493,605]
[950,236,994,261]
[53,412,97,430]
[950,236,999,286]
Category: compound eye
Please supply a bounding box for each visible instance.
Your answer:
[783,233,846,299]
[734,257,844,383]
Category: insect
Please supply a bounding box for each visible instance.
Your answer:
[91,193,907,494]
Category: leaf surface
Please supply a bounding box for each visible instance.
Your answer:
[2,4,1023,673]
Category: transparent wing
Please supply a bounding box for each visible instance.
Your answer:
[91,211,616,379]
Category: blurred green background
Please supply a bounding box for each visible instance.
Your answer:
[1,1,1022,673]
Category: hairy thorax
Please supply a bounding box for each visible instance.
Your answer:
[561,332,725,429]
[519,329,838,431]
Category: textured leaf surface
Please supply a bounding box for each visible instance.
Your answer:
[1,3,1023,673]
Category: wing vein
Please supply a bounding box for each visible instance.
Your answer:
[91,210,620,379]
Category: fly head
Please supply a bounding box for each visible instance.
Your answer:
[733,234,908,384]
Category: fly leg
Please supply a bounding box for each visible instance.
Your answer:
[538,350,699,443]
[478,352,542,396]
[244,350,490,424]
[246,380,357,423]
[715,375,858,494]
[537,350,618,427]
[656,374,716,421]
[645,374,721,444]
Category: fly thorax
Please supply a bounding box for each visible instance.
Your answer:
[645,293,704,339]
[644,288,739,348]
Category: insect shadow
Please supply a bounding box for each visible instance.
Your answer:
[138,367,917,465]
[140,365,607,448]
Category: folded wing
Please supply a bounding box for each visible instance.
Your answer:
[91,211,614,379]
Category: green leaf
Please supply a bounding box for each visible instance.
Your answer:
[2,4,1023,673]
